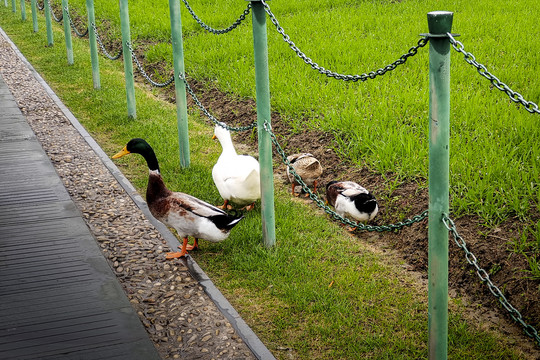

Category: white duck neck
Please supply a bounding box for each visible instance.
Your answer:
[217,131,237,157]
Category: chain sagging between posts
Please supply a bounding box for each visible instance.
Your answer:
[181,0,251,35]
[63,6,88,37]
[447,33,540,115]
[178,73,256,132]
[47,0,62,22]
[127,42,174,88]
[442,214,540,345]
[261,0,429,82]
[92,23,122,60]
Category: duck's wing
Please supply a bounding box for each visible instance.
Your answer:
[214,155,260,183]
[339,181,368,195]
[170,192,228,218]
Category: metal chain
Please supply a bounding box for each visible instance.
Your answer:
[180,0,251,35]
[92,23,123,61]
[443,214,540,345]
[126,42,175,88]
[64,6,89,38]
[447,33,540,115]
[262,0,428,82]
[178,74,257,132]
[48,1,63,22]
[264,120,428,231]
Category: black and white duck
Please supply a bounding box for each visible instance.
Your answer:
[112,138,244,259]
[326,181,378,229]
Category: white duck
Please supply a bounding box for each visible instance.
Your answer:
[326,180,378,230]
[212,124,261,211]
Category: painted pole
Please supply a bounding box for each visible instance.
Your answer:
[427,11,453,360]
[11,0,15,12]
[168,0,190,168]
[119,0,136,118]
[249,0,275,248]
[31,0,38,32]
[19,0,26,20]
[61,0,74,65]
[86,0,100,89]
[44,0,54,46]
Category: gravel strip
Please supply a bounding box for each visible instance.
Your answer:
[0,30,263,360]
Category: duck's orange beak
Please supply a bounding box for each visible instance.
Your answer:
[112,146,130,159]
[212,134,217,140]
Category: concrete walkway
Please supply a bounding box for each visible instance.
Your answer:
[0,74,162,360]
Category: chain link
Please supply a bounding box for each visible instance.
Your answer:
[263,120,428,231]
[64,6,89,38]
[262,0,428,82]
[178,74,256,132]
[447,33,540,115]
[181,0,251,35]
[48,1,63,22]
[126,42,175,88]
[443,214,540,345]
[92,23,123,60]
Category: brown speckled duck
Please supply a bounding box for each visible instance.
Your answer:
[326,181,378,229]
[112,138,243,259]
[286,153,323,196]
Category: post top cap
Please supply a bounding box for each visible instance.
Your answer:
[427,11,454,34]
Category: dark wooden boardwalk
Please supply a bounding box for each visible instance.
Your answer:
[0,75,161,359]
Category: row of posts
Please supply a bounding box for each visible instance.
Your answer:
[11,0,277,252]
[7,1,453,358]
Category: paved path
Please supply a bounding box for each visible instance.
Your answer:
[0,75,162,359]
[0,25,275,360]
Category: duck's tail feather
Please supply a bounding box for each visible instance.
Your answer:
[209,213,244,231]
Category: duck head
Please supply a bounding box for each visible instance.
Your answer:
[112,138,160,172]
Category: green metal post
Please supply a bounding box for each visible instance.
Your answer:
[44,0,53,46]
[11,0,15,12]
[249,0,275,248]
[31,0,38,32]
[61,0,74,65]
[427,11,453,360]
[86,0,100,89]
[19,0,26,20]
[119,0,136,118]
[168,0,190,168]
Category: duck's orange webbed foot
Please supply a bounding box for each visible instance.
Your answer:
[166,237,189,259]
[291,184,299,197]
[241,203,256,211]
[218,200,229,210]
[186,239,199,251]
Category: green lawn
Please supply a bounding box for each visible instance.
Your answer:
[1,0,538,358]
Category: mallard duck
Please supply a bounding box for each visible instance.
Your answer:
[286,153,323,197]
[326,181,378,229]
[212,124,261,211]
[112,138,243,259]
